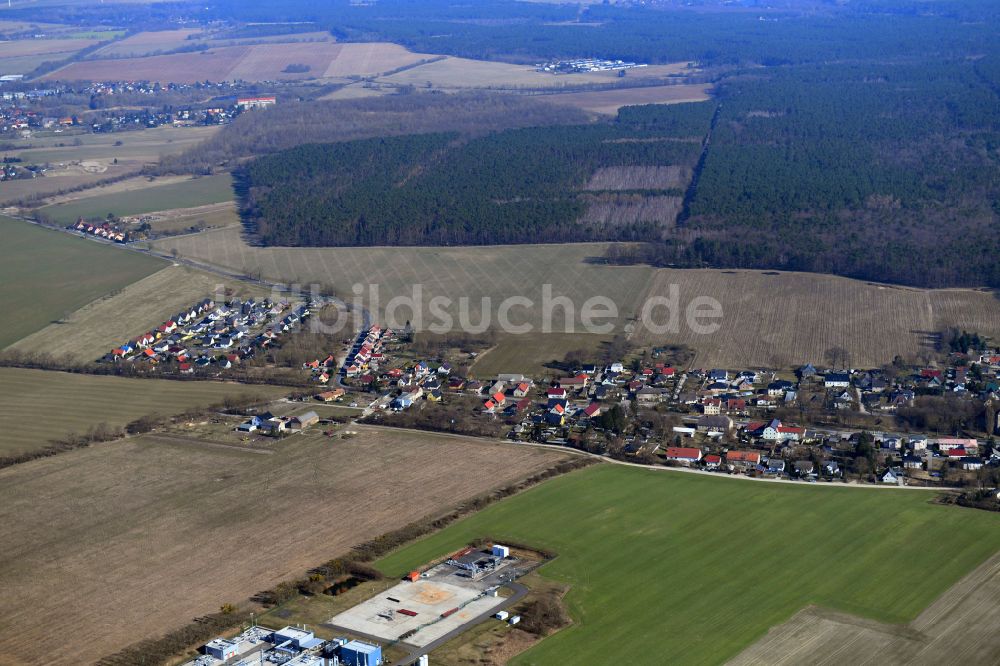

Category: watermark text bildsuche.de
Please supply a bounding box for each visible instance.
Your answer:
[215,283,723,336]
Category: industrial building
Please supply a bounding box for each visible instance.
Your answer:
[336,639,382,666]
[272,626,325,652]
[193,625,386,666]
[202,637,239,660]
[447,545,507,578]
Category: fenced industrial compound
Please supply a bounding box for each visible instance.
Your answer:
[329,545,528,648]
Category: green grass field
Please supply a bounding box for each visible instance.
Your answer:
[0,367,291,457]
[470,332,613,380]
[0,216,164,349]
[8,264,260,363]
[37,173,235,224]
[11,124,220,164]
[68,30,126,40]
[376,465,1000,665]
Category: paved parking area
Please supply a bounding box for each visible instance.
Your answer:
[329,564,509,648]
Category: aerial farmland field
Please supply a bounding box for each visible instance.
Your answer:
[0,216,164,349]
[469,332,614,379]
[36,172,234,223]
[43,41,432,83]
[8,264,260,362]
[0,36,97,58]
[0,367,290,458]
[541,83,713,115]
[153,227,655,333]
[92,28,205,57]
[0,425,570,664]
[375,464,1000,665]
[153,227,1000,369]
[3,125,221,195]
[632,268,1000,368]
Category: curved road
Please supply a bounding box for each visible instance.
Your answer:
[358,424,961,491]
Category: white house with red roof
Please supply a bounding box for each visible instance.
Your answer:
[663,447,703,464]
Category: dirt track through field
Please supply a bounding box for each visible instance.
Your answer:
[0,426,568,665]
[727,549,1000,665]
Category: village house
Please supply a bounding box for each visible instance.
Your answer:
[824,372,851,388]
[663,447,703,465]
[696,414,733,434]
[793,460,815,477]
[316,389,345,402]
[701,398,722,415]
[726,450,761,470]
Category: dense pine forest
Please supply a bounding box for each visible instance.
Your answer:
[239,105,710,246]
[666,59,1000,288]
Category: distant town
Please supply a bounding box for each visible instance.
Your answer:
[535,58,650,74]
[0,79,276,147]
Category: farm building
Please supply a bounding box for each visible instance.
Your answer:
[289,411,320,430]
[236,416,262,432]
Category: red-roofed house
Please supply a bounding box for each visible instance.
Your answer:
[776,426,805,441]
[663,447,703,464]
[559,375,589,388]
[938,438,978,452]
[583,402,602,418]
[513,397,532,412]
[726,450,761,469]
